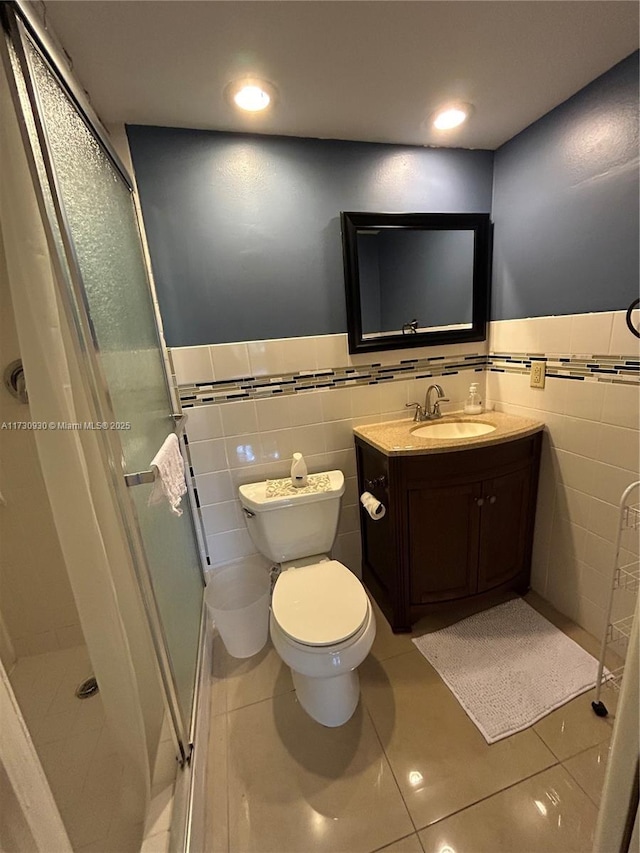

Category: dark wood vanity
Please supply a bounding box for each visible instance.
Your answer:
[354,418,543,632]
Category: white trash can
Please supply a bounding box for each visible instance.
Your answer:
[205,559,270,658]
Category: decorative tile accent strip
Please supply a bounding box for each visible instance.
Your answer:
[176,349,638,408]
[489,353,639,385]
[178,352,486,407]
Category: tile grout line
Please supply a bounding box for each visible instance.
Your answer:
[225,705,230,853]
[359,696,420,837]
[223,684,296,716]
[369,831,425,853]
[410,762,564,836]
[371,645,423,666]
[211,637,231,853]
[561,743,610,809]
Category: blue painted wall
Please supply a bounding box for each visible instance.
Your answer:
[491,51,639,321]
[127,128,493,346]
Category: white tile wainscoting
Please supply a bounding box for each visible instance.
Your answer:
[170,310,639,642]
[487,311,639,640]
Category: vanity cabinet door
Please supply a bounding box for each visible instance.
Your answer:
[408,481,482,603]
[476,466,531,593]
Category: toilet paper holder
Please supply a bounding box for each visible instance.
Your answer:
[365,475,387,492]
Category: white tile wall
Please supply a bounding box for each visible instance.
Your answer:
[489,310,636,358]
[169,346,214,384]
[175,333,487,572]
[487,310,639,639]
[171,332,487,386]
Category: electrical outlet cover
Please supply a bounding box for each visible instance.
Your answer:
[530,362,546,388]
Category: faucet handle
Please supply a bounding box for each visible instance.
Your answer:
[431,397,450,417]
[406,402,425,422]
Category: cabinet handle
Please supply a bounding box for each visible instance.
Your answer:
[475,497,484,506]
[488,495,497,504]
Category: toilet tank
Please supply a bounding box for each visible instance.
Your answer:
[238,470,345,563]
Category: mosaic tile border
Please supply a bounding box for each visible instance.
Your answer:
[489,353,639,385]
[178,352,486,407]
[177,350,638,407]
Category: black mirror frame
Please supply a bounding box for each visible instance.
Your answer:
[340,211,492,354]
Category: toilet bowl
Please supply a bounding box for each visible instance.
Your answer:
[269,559,376,726]
[238,470,376,726]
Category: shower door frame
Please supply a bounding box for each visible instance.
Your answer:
[0,2,205,766]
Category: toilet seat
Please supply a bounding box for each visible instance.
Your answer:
[272,560,369,647]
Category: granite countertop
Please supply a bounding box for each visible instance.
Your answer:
[353,410,545,456]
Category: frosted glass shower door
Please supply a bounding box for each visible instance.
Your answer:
[22,38,203,739]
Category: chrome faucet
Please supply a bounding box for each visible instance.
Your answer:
[425,384,449,419]
[405,401,426,422]
[406,384,449,421]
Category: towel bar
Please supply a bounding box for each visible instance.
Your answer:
[124,414,187,487]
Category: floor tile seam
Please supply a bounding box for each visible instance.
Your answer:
[361,701,418,835]
[202,706,228,853]
[529,723,569,764]
[369,831,425,853]
[560,758,602,809]
[224,685,296,716]
[560,738,612,808]
[532,722,613,764]
[224,711,231,853]
[371,646,421,665]
[410,761,564,835]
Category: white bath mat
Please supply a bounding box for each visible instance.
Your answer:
[412,598,606,744]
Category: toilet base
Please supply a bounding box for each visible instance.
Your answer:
[292,668,359,727]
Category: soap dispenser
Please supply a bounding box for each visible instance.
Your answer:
[464,383,483,415]
[290,452,308,488]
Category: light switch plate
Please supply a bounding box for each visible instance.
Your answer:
[530,362,546,388]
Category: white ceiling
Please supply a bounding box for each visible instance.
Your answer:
[43,0,639,150]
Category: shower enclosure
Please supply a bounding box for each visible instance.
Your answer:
[0,2,205,846]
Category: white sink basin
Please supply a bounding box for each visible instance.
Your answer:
[412,420,497,439]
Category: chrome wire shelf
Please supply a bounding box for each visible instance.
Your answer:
[622,503,640,530]
[604,665,625,692]
[607,615,635,645]
[614,561,640,593]
[592,481,639,718]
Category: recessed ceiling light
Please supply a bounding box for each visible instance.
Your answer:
[226,79,276,113]
[432,103,472,130]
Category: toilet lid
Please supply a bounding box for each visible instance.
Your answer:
[272,560,369,647]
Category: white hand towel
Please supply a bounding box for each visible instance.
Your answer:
[148,433,187,516]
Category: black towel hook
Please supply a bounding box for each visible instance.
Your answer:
[625,298,640,339]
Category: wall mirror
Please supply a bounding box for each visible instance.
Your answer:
[341,212,492,354]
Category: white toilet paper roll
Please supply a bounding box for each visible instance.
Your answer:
[360,491,386,520]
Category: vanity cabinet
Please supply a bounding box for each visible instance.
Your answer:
[355,431,542,632]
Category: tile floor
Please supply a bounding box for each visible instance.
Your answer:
[8,645,142,852]
[204,590,619,853]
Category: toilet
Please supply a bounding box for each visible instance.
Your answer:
[238,470,375,727]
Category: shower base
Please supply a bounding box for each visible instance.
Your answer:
[8,644,142,851]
